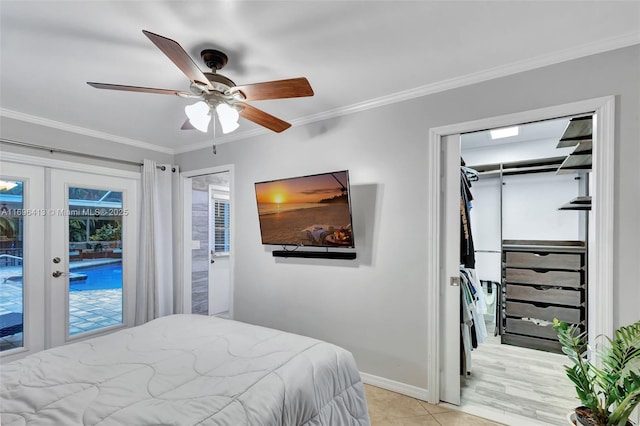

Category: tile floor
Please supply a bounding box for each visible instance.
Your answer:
[365,384,503,426]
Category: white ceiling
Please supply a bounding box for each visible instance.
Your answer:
[461,117,571,151]
[1,1,639,154]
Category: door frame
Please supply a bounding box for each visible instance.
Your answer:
[181,165,235,318]
[425,96,615,404]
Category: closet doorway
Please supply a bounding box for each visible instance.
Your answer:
[457,117,587,425]
[426,97,615,423]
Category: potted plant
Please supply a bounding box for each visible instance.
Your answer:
[553,318,640,426]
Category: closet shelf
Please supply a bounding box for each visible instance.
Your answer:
[557,134,593,174]
[556,115,593,148]
[559,196,592,211]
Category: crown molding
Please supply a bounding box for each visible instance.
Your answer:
[3,32,639,156]
[176,32,639,154]
[0,108,175,155]
[286,32,640,126]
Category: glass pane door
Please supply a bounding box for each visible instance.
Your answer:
[0,162,45,360]
[0,179,25,351]
[49,169,137,347]
[67,187,124,336]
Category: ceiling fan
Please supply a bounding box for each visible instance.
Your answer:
[87,30,314,134]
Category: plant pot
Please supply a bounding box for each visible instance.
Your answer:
[568,411,598,426]
[567,410,635,426]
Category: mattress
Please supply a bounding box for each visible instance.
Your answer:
[1,314,370,425]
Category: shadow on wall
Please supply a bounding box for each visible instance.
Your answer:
[269,183,379,268]
[350,183,379,266]
[304,115,342,139]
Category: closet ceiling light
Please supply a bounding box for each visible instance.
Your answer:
[490,126,519,139]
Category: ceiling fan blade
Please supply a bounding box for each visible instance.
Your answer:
[237,102,291,133]
[181,119,197,130]
[142,30,213,90]
[87,82,193,97]
[231,77,313,101]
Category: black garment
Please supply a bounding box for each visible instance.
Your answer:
[460,170,475,268]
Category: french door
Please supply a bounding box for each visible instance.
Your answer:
[0,160,138,361]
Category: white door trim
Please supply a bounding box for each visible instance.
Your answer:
[426,96,615,404]
[180,165,235,319]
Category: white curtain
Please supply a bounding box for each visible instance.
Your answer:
[136,159,181,325]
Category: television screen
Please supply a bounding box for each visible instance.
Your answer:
[255,170,355,248]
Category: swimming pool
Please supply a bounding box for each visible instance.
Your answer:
[69,263,122,291]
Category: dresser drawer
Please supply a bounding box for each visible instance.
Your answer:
[504,251,583,270]
[505,268,582,288]
[506,318,559,340]
[501,333,562,354]
[506,301,582,324]
[506,284,582,306]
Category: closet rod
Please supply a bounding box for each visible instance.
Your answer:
[478,164,560,176]
[0,137,173,171]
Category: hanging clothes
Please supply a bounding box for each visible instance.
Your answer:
[460,267,488,346]
[460,169,475,268]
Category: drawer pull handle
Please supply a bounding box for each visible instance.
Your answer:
[530,268,550,273]
[522,317,553,327]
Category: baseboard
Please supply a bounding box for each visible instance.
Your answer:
[359,372,429,402]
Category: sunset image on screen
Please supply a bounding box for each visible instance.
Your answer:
[255,171,353,247]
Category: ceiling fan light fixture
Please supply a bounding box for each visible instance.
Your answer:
[216,103,240,134]
[185,101,211,133]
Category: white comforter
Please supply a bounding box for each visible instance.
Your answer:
[1,314,370,426]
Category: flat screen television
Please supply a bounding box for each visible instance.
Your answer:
[255,170,355,248]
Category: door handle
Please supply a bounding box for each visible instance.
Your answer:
[52,271,70,278]
[211,258,215,264]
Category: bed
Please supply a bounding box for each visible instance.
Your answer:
[0,314,370,425]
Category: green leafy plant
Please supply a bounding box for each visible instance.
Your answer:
[69,219,86,242]
[553,318,640,426]
[90,222,121,241]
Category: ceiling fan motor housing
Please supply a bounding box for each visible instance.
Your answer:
[201,49,228,71]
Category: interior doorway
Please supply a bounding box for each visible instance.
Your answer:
[182,166,234,319]
[425,96,615,423]
[457,117,588,425]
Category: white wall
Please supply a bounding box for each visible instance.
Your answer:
[180,45,640,390]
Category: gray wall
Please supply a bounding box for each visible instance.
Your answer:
[176,45,640,389]
[1,116,173,171]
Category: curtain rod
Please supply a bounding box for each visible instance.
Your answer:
[0,137,174,171]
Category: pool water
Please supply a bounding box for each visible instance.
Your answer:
[69,263,122,291]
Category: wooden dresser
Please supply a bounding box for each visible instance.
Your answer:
[501,240,587,353]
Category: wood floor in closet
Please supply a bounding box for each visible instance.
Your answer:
[460,328,577,426]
